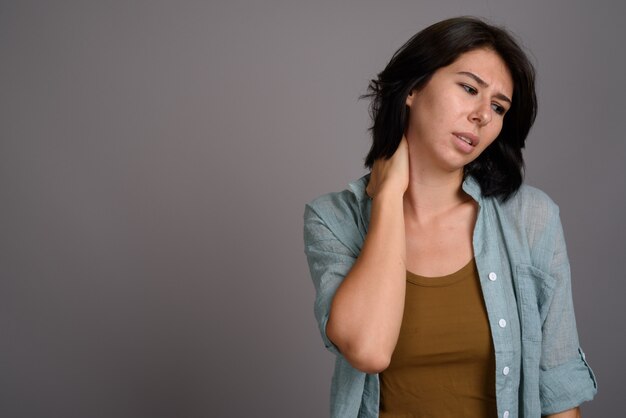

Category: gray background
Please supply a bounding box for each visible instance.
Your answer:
[1,1,623,417]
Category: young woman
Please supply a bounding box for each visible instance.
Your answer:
[303,17,597,418]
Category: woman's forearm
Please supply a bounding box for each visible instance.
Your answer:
[326,188,407,373]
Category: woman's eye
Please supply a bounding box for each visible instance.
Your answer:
[491,103,506,115]
[461,84,478,95]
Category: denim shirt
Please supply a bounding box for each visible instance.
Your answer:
[303,174,597,418]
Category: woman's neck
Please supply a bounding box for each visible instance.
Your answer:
[402,161,470,224]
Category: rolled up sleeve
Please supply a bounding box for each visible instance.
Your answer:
[540,347,597,414]
[303,203,357,356]
[538,213,598,415]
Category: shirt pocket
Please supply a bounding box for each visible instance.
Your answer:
[514,264,558,342]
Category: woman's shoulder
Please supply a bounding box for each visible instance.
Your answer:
[498,183,560,221]
[305,174,370,221]
[493,183,564,254]
[303,174,371,251]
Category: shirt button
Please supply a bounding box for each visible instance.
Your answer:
[489,272,497,281]
[503,411,510,418]
[499,319,507,328]
[503,366,510,375]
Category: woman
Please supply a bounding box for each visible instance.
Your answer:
[303,17,597,418]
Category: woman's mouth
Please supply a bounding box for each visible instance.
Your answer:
[453,132,480,147]
[456,135,473,145]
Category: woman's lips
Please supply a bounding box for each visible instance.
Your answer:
[453,132,480,147]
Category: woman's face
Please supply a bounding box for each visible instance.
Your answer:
[405,48,514,173]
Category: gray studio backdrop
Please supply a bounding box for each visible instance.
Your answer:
[1,1,623,417]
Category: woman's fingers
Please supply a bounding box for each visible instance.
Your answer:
[367,136,409,198]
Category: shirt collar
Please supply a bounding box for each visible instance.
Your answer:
[462,175,483,203]
[348,173,371,201]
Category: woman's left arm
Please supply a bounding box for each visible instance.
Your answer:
[544,406,581,418]
[536,206,597,415]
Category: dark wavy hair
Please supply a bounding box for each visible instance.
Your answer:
[362,17,537,201]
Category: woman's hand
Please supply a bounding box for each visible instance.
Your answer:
[366,136,409,199]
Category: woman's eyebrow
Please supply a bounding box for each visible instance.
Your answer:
[457,71,512,104]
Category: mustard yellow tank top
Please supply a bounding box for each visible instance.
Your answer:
[379,259,497,417]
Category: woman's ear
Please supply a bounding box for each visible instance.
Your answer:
[406,90,415,107]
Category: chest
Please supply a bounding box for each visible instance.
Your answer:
[404,202,477,277]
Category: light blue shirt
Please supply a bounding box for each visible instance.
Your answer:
[303,174,597,418]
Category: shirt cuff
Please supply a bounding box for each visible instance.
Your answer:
[540,347,598,415]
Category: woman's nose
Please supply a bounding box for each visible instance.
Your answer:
[469,102,492,126]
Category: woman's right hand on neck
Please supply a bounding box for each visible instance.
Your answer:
[326,137,409,374]
[366,136,410,199]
